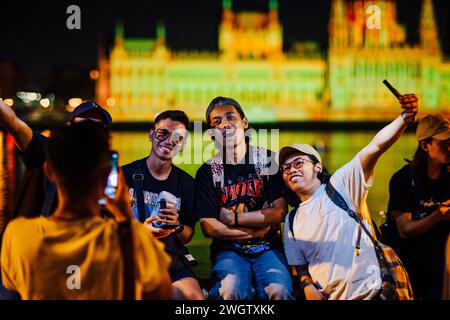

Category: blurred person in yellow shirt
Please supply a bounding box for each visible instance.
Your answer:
[0,121,171,299]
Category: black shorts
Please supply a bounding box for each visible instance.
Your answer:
[170,267,196,282]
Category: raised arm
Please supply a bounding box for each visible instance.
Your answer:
[200,217,269,241]
[0,98,33,151]
[359,94,419,182]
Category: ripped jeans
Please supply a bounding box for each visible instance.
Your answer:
[209,249,294,300]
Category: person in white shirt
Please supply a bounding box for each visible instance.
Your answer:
[280,94,419,300]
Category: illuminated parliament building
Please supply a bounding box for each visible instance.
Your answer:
[95,0,450,122]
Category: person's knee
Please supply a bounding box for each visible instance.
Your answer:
[183,287,205,300]
[264,283,293,300]
[215,274,253,300]
[172,278,205,300]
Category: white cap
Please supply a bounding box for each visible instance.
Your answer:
[278,144,322,165]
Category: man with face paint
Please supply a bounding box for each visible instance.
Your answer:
[122,110,204,300]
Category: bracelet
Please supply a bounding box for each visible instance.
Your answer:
[174,224,184,234]
[401,112,416,124]
[234,211,239,227]
[400,112,408,122]
[301,280,316,289]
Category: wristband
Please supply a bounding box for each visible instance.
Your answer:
[401,111,415,124]
[234,211,239,227]
[174,224,184,234]
[301,280,316,289]
[400,112,408,122]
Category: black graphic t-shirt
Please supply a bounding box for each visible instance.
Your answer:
[195,148,287,258]
[388,164,449,299]
[122,158,196,275]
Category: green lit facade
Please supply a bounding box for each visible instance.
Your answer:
[96,0,449,122]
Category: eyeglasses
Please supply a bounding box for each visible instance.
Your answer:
[154,128,186,146]
[281,157,315,174]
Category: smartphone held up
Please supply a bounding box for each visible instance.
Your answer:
[99,151,119,206]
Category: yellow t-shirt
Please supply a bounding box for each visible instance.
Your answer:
[0,216,171,300]
[444,235,450,300]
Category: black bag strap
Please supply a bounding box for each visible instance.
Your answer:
[325,183,403,300]
[117,220,135,300]
[41,182,56,217]
[325,182,379,251]
[288,207,298,238]
[132,160,147,223]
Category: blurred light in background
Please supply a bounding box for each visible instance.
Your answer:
[3,99,14,107]
[16,92,41,104]
[106,98,115,107]
[90,70,100,80]
[40,130,51,138]
[40,98,50,108]
[68,98,82,108]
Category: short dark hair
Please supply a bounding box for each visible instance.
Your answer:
[206,96,246,127]
[47,121,110,197]
[306,154,332,184]
[153,110,190,130]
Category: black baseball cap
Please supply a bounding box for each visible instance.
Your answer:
[67,101,112,126]
[205,96,246,128]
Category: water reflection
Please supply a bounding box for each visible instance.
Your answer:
[0,132,19,236]
[0,130,418,226]
[0,132,6,235]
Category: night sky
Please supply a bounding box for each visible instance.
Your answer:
[1,0,449,85]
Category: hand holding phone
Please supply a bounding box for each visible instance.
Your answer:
[383,80,418,122]
[383,79,401,99]
[150,192,180,229]
[152,199,180,229]
[144,217,176,238]
[105,151,119,199]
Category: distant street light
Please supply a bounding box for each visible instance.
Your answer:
[68,98,83,108]
[4,99,14,107]
[106,98,115,107]
[40,98,50,108]
[90,70,100,80]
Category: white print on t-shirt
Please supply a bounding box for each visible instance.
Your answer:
[128,188,181,221]
[366,265,382,291]
[129,188,181,211]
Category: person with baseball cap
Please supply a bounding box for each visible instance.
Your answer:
[0,99,112,220]
[0,99,112,299]
[280,94,419,300]
[387,114,449,300]
[195,96,294,300]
